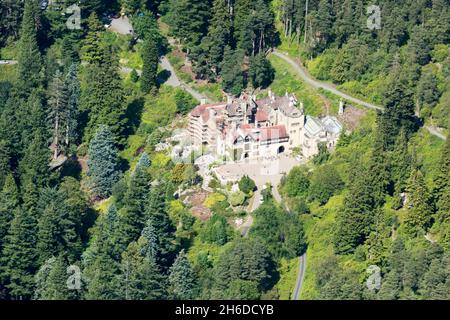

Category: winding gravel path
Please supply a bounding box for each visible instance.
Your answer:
[271,50,446,140]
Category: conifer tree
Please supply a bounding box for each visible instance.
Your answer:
[34,255,77,300]
[248,54,275,89]
[19,129,51,189]
[199,0,232,76]
[17,0,42,95]
[48,70,67,159]
[81,51,127,144]
[168,249,197,300]
[168,0,211,49]
[220,46,245,96]
[0,174,19,251]
[63,63,80,150]
[87,126,120,199]
[140,35,159,94]
[434,137,450,223]
[334,165,375,254]
[145,183,177,269]
[405,169,434,234]
[83,205,121,300]
[1,207,38,299]
[82,12,105,65]
[368,133,391,207]
[117,241,166,300]
[118,166,152,246]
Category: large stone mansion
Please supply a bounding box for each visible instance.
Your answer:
[188,92,342,160]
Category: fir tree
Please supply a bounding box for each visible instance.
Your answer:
[34,255,78,300]
[248,54,275,89]
[334,165,375,254]
[168,249,197,300]
[405,169,434,234]
[140,35,159,94]
[87,126,120,199]
[81,51,127,144]
[145,183,177,269]
[0,174,19,251]
[63,63,80,150]
[1,207,38,299]
[435,139,450,224]
[220,46,245,96]
[117,165,152,246]
[117,241,166,300]
[17,0,42,95]
[48,70,67,159]
[82,12,105,64]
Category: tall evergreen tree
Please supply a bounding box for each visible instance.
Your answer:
[435,139,450,224]
[81,51,127,144]
[405,169,434,234]
[17,0,42,95]
[168,0,211,50]
[48,70,67,159]
[82,12,105,65]
[34,255,78,300]
[117,241,166,300]
[334,165,375,254]
[220,46,245,96]
[63,63,80,150]
[168,249,197,300]
[1,207,38,299]
[87,126,120,199]
[140,35,159,94]
[0,174,19,251]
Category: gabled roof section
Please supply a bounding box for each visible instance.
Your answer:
[304,116,323,137]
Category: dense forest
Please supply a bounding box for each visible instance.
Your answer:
[0,0,449,300]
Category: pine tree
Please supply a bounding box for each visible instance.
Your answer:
[145,183,177,269]
[0,174,19,251]
[63,63,80,150]
[118,165,151,246]
[169,249,197,300]
[117,241,167,300]
[334,165,375,254]
[248,54,275,89]
[435,139,450,224]
[19,129,51,189]
[380,66,417,146]
[168,0,211,49]
[405,169,434,234]
[17,0,42,95]
[220,46,245,96]
[34,255,77,300]
[87,126,120,199]
[368,132,391,207]
[140,35,159,94]
[82,12,105,65]
[81,51,127,144]
[83,205,121,300]
[48,70,67,159]
[200,0,232,75]
[391,128,411,209]
[313,0,334,53]
[1,207,38,299]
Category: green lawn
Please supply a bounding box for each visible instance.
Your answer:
[268,55,334,117]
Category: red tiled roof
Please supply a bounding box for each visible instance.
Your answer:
[259,125,288,142]
[255,110,268,122]
[190,103,226,117]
